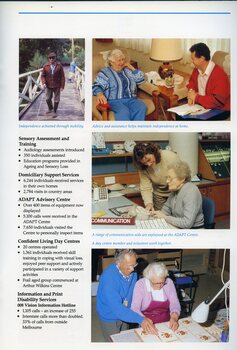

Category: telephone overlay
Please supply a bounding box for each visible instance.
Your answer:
[93,187,109,201]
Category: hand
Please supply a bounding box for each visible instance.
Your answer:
[153,210,167,219]
[169,313,179,331]
[42,84,47,90]
[188,98,193,106]
[141,317,158,335]
[96,93,107,105]
[60,88,64,92]
[123,61,135,71]
[145,203,155,214]
[187,89,197,105]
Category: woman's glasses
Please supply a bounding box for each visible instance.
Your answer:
[166,176,178,182]
[150,279,167,288]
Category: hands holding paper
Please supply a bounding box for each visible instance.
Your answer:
[187,89,198,105]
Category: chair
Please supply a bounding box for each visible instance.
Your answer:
[92,50,165,121]
[169,270,199,317]
[212,51,230,77]
[202,196,215,229]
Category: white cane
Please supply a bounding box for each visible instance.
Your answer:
[36,87,46,119]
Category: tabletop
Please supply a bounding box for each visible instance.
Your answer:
[111,316,222,343]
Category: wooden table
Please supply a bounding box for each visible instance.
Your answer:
[156,70,190,120]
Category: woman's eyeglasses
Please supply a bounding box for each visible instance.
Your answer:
[166,176,178,182]
[150,280,167,287]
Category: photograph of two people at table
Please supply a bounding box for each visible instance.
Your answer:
[92,38,230,121]
[92,132,230,230]
[96,250,179,341]
[92,249,229,342]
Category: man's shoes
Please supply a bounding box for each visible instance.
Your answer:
[46,109,53,115]
[53,102,59,118]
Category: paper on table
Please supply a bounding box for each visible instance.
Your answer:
[109,191,124,198]
[179,317,217,342]
[203,324,222,340]
[167,103,207,116]
[134,328,162,343]
[111,329,141,342]
[135,323,179,343]
[175,326,200,342]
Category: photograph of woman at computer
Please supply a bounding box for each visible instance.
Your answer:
[92,132,230,230]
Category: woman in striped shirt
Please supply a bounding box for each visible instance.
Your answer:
[93,49,146,121]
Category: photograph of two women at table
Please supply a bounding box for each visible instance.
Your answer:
[92,132,230,229]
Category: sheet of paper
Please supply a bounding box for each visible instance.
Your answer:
[179,317,217,342]
[134,328,162,343]
[175,326,200,342]
[167,103,208,116]
[111,330,141,342]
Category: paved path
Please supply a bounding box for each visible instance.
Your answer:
[20,68,84,121]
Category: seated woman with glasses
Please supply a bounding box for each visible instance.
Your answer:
[131,262,180,331]
[153,161,204,229]
[92,49,147,121]
[133,142,180,211]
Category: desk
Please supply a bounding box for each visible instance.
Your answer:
[92,178,230,224]
[92,195,135,229]
[155,70,190,121]
[111,317,221,343]
[92,195,174,229]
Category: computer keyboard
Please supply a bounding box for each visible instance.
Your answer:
[135,218,173,229]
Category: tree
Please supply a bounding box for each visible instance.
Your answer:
[19,38,85,73]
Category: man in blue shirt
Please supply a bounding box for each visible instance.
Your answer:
[96,249,157,341]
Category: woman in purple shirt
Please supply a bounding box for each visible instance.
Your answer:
[131,262,181,331]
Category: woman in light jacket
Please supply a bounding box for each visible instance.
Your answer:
[131,262,180,331]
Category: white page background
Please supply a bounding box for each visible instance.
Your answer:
[0,1,236,350]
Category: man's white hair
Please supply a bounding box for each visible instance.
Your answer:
[114,249,136,263]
